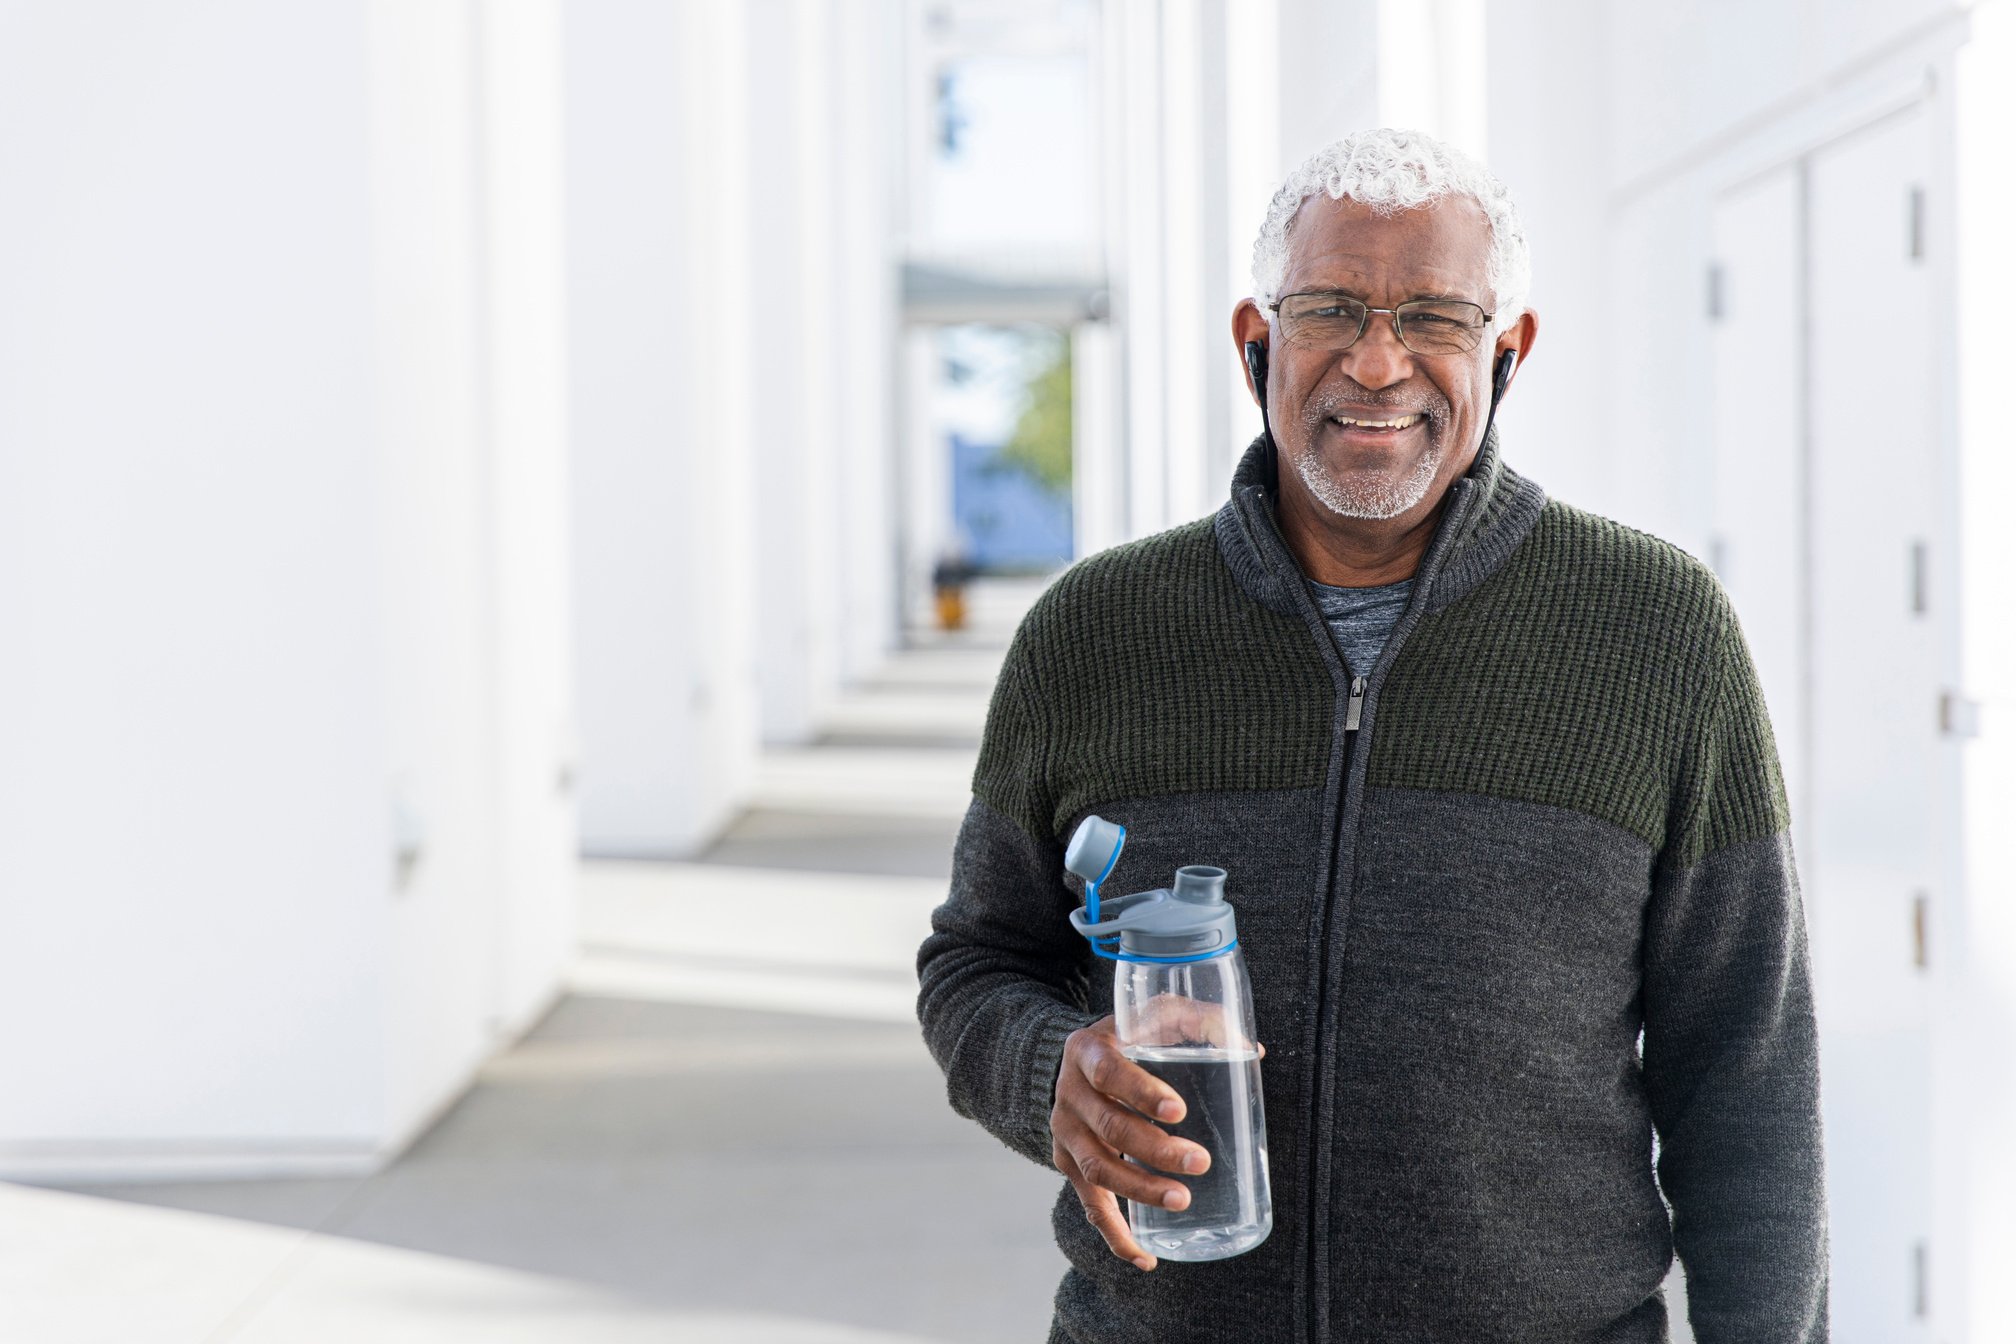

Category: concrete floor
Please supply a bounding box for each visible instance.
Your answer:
[34,999,1067,1344]
[6,579,1072,1344]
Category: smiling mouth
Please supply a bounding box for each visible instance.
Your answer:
[1327,412,1424,435]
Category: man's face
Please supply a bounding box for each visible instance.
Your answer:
[1241,194,1509,522]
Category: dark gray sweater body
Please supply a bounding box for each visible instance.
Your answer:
[916,430,1829,1343]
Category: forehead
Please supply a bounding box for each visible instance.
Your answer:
[1279,193,1493,301]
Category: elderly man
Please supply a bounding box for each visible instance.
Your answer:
[917,128,1827,1343]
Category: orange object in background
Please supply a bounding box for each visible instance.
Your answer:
[935,586,968,630]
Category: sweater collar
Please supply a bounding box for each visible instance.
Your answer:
[1211,421,1547,620]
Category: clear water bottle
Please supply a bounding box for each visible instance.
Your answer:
[1065,815,1272,1261]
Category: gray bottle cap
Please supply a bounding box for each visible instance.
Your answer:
[1065,815,1126,884]
[1068,862,1240,960]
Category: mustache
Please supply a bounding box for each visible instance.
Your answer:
[1301,384,1446,422]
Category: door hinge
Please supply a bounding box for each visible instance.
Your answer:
[1939,691,1982,739]
[1913,1240,1929,1318]
[1706,262,1726,320]
[1909,539,1928,615]
[1911,890,1929,969]
[1908,186,1926,261]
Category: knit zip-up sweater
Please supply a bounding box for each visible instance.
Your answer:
[916,428,1828,1343]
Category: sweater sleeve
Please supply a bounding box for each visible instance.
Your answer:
[1642,603,1829,1342]
[916,628,1102,1168]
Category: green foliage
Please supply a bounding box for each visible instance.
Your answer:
[995,330,1073,496]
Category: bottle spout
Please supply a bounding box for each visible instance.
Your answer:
[1171,865,1227,905]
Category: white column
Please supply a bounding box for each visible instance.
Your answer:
[831,0,905,680]
[1072,321,1127,557]
[566,0,755,854]
[748,0,842,745]
[472,0,579,1058]
[1221,0,1279,477]
[1158,0,1212,523]
[0,0,575,1180]
[368,0,576,1147]
[902,325,954,620]
[1113,0,1170,537]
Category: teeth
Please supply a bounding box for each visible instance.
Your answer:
[1335,414,1421,429]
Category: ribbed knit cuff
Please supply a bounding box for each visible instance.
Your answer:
[1024,1006,1103,1158]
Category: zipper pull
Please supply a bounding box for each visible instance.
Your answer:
[1345,675,1366,731]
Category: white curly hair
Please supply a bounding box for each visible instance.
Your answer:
[1251,128,1530,334]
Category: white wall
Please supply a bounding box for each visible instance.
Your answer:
[1482,0,1613,515]
[1951,8,2016,1341]
[1492,1,2014,1339]
[0,0,576,1180]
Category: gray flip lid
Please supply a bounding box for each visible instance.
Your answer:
[1064,815,1125,885]
[1066,816,1238,959]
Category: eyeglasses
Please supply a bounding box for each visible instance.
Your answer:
[1267,291,1494,356]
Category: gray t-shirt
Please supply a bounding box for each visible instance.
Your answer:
[1305,576,1414,678]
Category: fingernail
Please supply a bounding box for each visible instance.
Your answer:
[1182,1151,1208,1174]
[1163,1188,1188,1211]
[1156,1099,1183,1121]
[1133,1256,1156,1271]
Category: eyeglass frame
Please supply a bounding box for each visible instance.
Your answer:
[1265,290,1496,356]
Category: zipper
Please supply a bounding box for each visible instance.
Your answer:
[1236,478,1477,1344]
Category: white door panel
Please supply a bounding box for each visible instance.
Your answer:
[1806,106,1938,1339]
[1709,104,1940,1341]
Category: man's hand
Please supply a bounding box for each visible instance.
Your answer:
[1050,1015,1211,1272]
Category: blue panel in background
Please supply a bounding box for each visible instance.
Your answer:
[950,432,1073,572]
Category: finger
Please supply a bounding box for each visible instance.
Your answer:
[1062,1160,1158,1271]
[1054,1109,1197,1211]
[1078,1089,1212,1177]
[1076,1035,1187,1124]
[1138,993,1239,1051]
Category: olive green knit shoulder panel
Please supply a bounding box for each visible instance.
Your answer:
[1665,594,1795,869]
[1371,499,1791,862]
[970,631,1054,846]
[974,518,1336,842]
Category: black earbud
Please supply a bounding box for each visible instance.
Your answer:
[1243,340,1278,481]
[1243,340,1269,399]
[1479,347,1518,450]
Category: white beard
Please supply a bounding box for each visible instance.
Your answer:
[1291,434,1444,521]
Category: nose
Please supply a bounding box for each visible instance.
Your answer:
[1340,311,1413,390]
